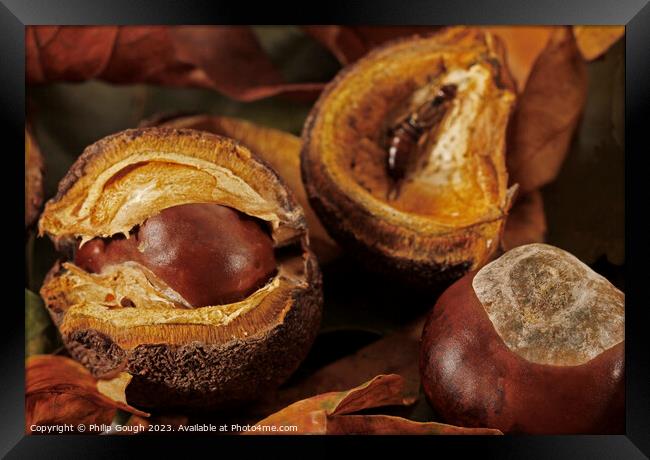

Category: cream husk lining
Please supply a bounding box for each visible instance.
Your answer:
[40,152,286,246]
[53,261,287,328]
[321,58,514,234]
[386,64,512,223]
[412,65,490,188]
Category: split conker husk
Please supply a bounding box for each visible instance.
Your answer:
[39,128,323,411]
[301,27,517,286]
[419,243,624,434]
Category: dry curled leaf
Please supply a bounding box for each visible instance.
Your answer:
[502,190,547,251]
[573,26,625,61]
[250,374,501,435]
[308,26,551,93]
[254,317,424,418]
[26,26,324,102]
[141,114,340,263]
[26,355,148,434]
[303,26,440,65]
[326,415,502,435]
[507,26,588,193]
[484,27,552,91]
[25,127,44,228]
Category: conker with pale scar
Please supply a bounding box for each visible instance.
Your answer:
[419,243,624,434]
[75,203,277,307]
[39,128,323,411]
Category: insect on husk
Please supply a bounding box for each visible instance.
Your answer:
[385,83,457,198]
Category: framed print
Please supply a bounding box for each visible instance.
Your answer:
[4,0,650,457]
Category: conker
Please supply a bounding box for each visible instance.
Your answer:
[75,203,277,307]
[419,244,624,434]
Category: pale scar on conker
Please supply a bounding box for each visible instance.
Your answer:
[472,243,624,366]
[75,203,277,308]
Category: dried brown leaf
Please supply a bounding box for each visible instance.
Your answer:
[573,26,625,61]
[484,27,552,91]
[251,375,501,435]
[250,375,413,434]
[507,26,588,193]
[25,127,44,228]
[307,26,551,93]
[253,317,424,418]
[26,26,324,102]
[502,190,547,251]
[96,372,133,405]
[327,415,502,435]
[303,26,440,65]
[26,355,148,434]
[142,114,340,263]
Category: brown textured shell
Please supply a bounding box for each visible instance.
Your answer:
[39,128,306,247]
[43,253,322,411]
[301,27,517,286]
[38,128,323,410]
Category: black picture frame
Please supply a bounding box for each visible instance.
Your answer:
[4,0,649,457]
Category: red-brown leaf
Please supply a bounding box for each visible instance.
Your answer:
[484,27,552,91]
[26,26,324,102]
[25,127,44,228]
[253,317,424,418]
[327,415,502,435]
[307,25,552,93]
[250,374,501,435]
[573,26,625,61]
[250,375,409,434]
[303,26,440,65]
[26,355,147,434]
[507,26,588,193]
[502,190,547,251]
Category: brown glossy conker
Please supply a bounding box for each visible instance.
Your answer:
[419,244,624,434]
[75,203,277,307]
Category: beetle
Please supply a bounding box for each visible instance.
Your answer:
[386,84,457,194]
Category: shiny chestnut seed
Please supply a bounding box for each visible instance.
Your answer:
[419,244,625,434]
[75,203,277,307]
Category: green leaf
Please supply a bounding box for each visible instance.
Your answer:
[25,289,61,356]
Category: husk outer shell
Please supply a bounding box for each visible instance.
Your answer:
[39,128,306,248]
[38,128,323,410]
[301,27,516,286]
